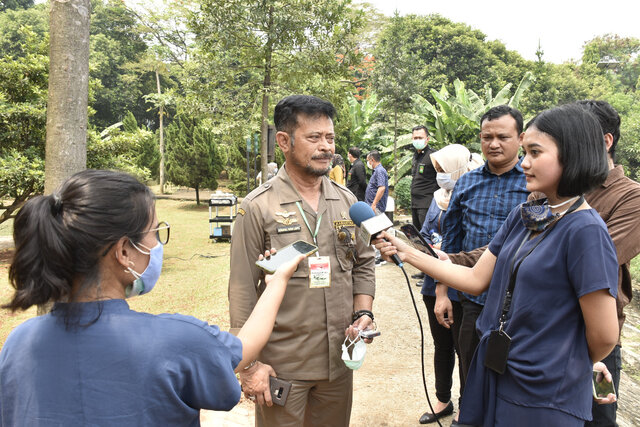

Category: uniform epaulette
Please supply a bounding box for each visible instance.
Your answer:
[329,179,350,192]
[242,182,273,202]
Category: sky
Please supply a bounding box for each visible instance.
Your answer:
[361,0,640,64]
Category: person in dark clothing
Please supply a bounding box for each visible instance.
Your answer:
[347,146,367,201]
[410,125,438,229]
[410,125,438,280]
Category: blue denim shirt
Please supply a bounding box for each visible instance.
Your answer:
[441,159,528,305]
[365,164,389,213]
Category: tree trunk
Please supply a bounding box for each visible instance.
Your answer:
[156,70,165,194]
[44,0,90,195]
[42,0,91,315]
[195,184,200,205]
[259,6,274,180]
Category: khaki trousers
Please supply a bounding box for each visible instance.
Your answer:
[255,370,353,427]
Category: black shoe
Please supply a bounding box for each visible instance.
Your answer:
[419,401,454,424]
[411,272,426,279]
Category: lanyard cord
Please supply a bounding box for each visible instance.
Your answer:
[296,201,322,256]
[498,195,584,329]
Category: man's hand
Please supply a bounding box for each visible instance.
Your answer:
[240,361,276,406]
[434,293,454,329]
[346,315,375,343]
[371,203,377,213]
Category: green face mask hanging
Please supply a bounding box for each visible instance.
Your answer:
[341,336,367,370]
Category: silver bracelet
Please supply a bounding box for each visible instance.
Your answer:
[243,359,258,370]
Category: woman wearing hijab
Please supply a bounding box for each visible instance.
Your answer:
[417,144,482,424]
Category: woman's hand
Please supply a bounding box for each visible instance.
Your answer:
[593,361,617,405]
[260,249,306,287]
[373,230,412,263]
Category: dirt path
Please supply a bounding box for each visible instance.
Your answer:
[201,261,454,426]
[201,258,640,426]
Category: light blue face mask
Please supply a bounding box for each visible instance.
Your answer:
[126,241,164,297]
[412,139,427,151]
[436,172,456,191]
[341,336,367,370]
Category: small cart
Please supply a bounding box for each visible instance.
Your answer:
[208,191,238,240]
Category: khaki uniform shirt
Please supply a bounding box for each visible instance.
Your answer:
[228,165,376,381]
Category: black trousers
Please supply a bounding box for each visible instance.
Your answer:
[458,296,483,388]
[412,208,428,231]
[586,345,621,427]
[424,295,464,405]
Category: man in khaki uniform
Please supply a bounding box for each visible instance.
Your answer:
[228,95,376,427]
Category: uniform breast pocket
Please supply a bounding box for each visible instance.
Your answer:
[269,234,309,279]
[334,227,356,272]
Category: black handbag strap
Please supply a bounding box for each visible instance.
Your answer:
[498,196,584,329]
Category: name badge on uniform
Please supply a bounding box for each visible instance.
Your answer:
[419,164,425,174]
[309,256,331,288]
[277,225,301,234]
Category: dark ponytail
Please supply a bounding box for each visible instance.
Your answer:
[5,170,155,311]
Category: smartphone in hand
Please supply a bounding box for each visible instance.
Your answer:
[255,240,318,274]
[359,329,381,339]
[592,370,616,400]
[399,223,438,258]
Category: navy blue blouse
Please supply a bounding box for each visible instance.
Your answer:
[0,299,243,426]
[459,207,618,425]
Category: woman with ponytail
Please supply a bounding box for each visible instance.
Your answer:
[0,169,305,426]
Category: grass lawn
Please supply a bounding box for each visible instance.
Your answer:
[0,198,233,351]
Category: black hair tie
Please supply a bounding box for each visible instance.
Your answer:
[51,193,63,216]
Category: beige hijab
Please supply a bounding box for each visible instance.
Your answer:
[430,144,483,210]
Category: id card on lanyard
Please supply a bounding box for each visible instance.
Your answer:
[296,201,331,288]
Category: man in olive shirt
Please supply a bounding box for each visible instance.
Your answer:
[228,95,376,427]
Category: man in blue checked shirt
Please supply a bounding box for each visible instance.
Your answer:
[437,105,528,425]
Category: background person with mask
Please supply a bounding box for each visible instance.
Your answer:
[416,144,483,424]
[410,125,438,232]
[0,169,305,426]
[410,125,438,281]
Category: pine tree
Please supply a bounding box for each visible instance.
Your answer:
[165,116,222,204]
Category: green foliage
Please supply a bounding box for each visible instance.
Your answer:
[89,0,158,129]
[86,123,155,182]
[0,148,44,222]
[394,175,412,211]
[165,116,222,204]
[372,14,529,108]
[378,73,534,186]
[0,23,48,224]
[0,0,33,12]
[616,103,640,181]
[187,0,366,182]
[413,72,534,150]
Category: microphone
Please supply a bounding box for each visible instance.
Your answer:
[349,201,403,267]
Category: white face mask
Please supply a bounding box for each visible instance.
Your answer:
[436,172,456,191]
[341,336,367,370]
[367,161,373,169]
[412,139,427,151]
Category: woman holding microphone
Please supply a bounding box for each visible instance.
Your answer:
[376,104,618,426]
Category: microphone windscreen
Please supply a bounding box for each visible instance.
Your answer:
[349,201,375,227]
